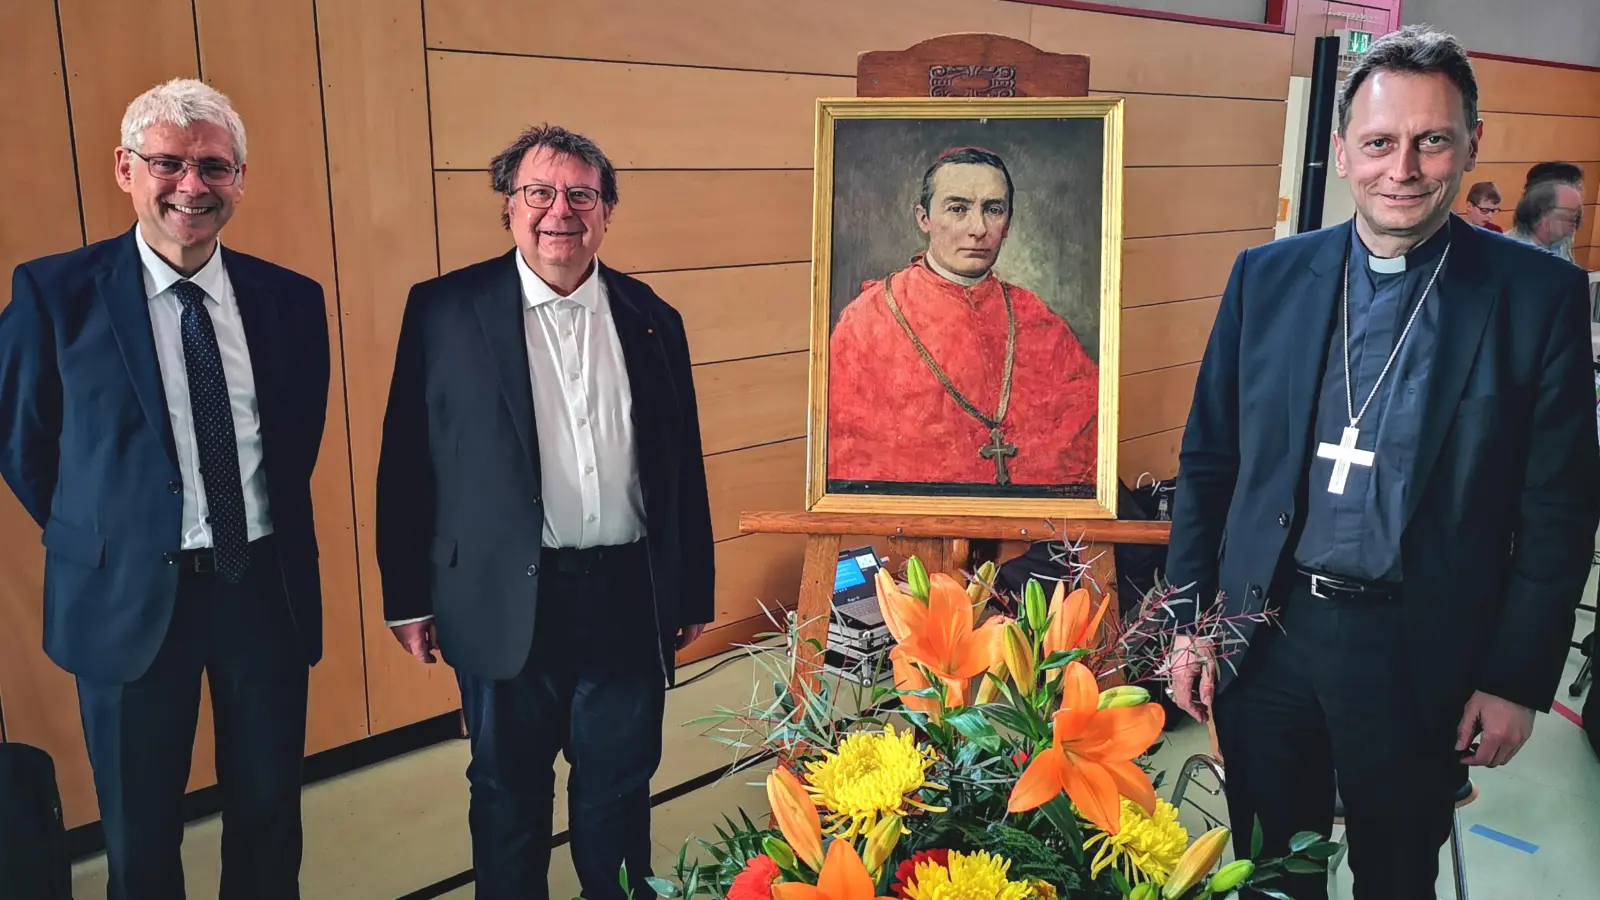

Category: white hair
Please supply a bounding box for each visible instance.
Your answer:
[120,77,248,164]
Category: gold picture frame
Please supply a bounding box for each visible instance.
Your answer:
[805,96,1124,519]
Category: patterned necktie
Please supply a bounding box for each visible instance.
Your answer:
[173,280,249,582]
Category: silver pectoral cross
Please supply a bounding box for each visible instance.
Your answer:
[1317,425,1375,495]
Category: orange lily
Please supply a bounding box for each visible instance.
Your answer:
[875,569,927,644]
[771,839,894,900]
[890,645,954,719]
[1043,584,1111,681]
[766,767,824,870]
[895,574,1004,687]
[1006,662,1165,835]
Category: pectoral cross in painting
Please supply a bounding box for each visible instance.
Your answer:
[1317,425,1375,495]
[980,427,1017,485]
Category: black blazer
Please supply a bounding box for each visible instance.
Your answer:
[0,228,330,683]
[1169,215,1600,721]
[375,252,715,682]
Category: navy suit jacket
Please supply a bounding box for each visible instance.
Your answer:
[1169,215,1600,720]
[375,252,715,683]
[0,228,330,683]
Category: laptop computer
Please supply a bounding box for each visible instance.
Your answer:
[832,546,887,630]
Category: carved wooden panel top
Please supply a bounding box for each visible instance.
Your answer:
[857,32,1090,99]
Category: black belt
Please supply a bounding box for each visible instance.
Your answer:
[1297,568,1400,603]
[541,540,646,576]
[178,535,275,574]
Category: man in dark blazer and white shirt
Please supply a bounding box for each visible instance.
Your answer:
[376,125,715,900]
[1165,27,1600,899]
[0,78,329,899]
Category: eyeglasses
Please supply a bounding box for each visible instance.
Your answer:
[517,183,602,211]
[1470,203,1501,215]
[125,148,241,186]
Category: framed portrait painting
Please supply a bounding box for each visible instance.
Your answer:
[806,96,1124,519]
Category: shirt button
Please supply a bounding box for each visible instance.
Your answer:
[168,481,182,493]
[527,564,539,576]
[584,465,595,474]
[577,418,588,427]
[569,372,579,381]
[1278,512,1290,527]
[587,514,597,523]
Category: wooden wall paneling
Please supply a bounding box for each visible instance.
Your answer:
[1122,229,1269,308]
[1454,161,1600,230]
[647,263,811,365]
[0,0,82,295]
[316,0,459,735]
[693,353,810,455]
[435,170,814,275]
[1121,363,1201,440]
[1472,58,1600,119]
[423,0,1031,76]
[427,52,852,170]
[1121,297,1222,376]
[1477,113,1600,164]
[676,612,784,667]
[1100,93,1287,167]
[706,534,809,630]
[1120,428,1185,483]
[57,0,199,244]
[1030,5,1293,100]
[0,0,88,820]
[1575,246,1597,271]
[705,440,807,543]
[195,0,368,760]
[1124,166,1280,238]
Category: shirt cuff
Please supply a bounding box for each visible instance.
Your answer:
[386,615,435,627]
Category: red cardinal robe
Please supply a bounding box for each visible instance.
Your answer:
[827,256,1100,487]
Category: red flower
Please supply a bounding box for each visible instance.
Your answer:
[729,855,781,900]
[891,850,950,898]
[1012,750,1030,767]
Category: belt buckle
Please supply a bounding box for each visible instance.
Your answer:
[192,551,216,574]
[1309,573,1334,600]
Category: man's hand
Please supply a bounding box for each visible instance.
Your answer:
[676,623,706,650]
[391,621,439,664]
[1457,690,1536,767]
[1167,634,1218,724]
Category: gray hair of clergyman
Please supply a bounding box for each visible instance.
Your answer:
[1513,180,1565,233]
[1336,25,1478,137]
[120,77,248,164]
[917,147,1015,216]
[489,124,620,230]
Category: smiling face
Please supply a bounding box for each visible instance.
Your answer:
[115,120,243,264]
[916,163,1012,279]
[506,147,612,290]
[1335,70,1480,250]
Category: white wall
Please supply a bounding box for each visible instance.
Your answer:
[1276,76,1313,239]
[1405,0,1600,68]
[1093,0,1269,23]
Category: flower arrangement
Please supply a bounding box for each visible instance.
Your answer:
[632,554,1337,900]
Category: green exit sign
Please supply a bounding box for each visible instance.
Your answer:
[1348,30,1373,54]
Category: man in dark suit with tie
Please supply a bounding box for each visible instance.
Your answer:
[0,78,329,899]
[1164,27,1599,899]
[376,124,714,900]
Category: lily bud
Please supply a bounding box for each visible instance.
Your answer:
[1097,685,1151,710]
[761,835,797,872]
[1207,859,1256,894]
[975,657,1008,704]
[765,768,824,870]
[906,557,931,602]
[1001,621,1037,698]
[1163,827,1230,898]
[862,815,903,873]
[968,559,996,610]
[1127,884,1158,900]
[1024,579,1048,633]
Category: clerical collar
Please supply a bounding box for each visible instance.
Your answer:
[923,253,987,287]
[1350,217,1451,275]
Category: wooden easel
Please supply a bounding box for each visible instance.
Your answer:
[739,34,1173,684]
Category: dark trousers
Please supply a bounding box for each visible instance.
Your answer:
[458,547,666,900]
[1214,579,1463,900]
[76,537,309,900]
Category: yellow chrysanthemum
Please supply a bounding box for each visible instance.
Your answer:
[1082,797,1190,885]
[1026,879,1058,900]
[802,724,945,839]
[902,850,1033,900]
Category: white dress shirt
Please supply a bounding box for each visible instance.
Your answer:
[516,250,646,549]
[135,225,273,550]
[386,254,646,627]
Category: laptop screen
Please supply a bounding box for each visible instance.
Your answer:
[833,547,882,604]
